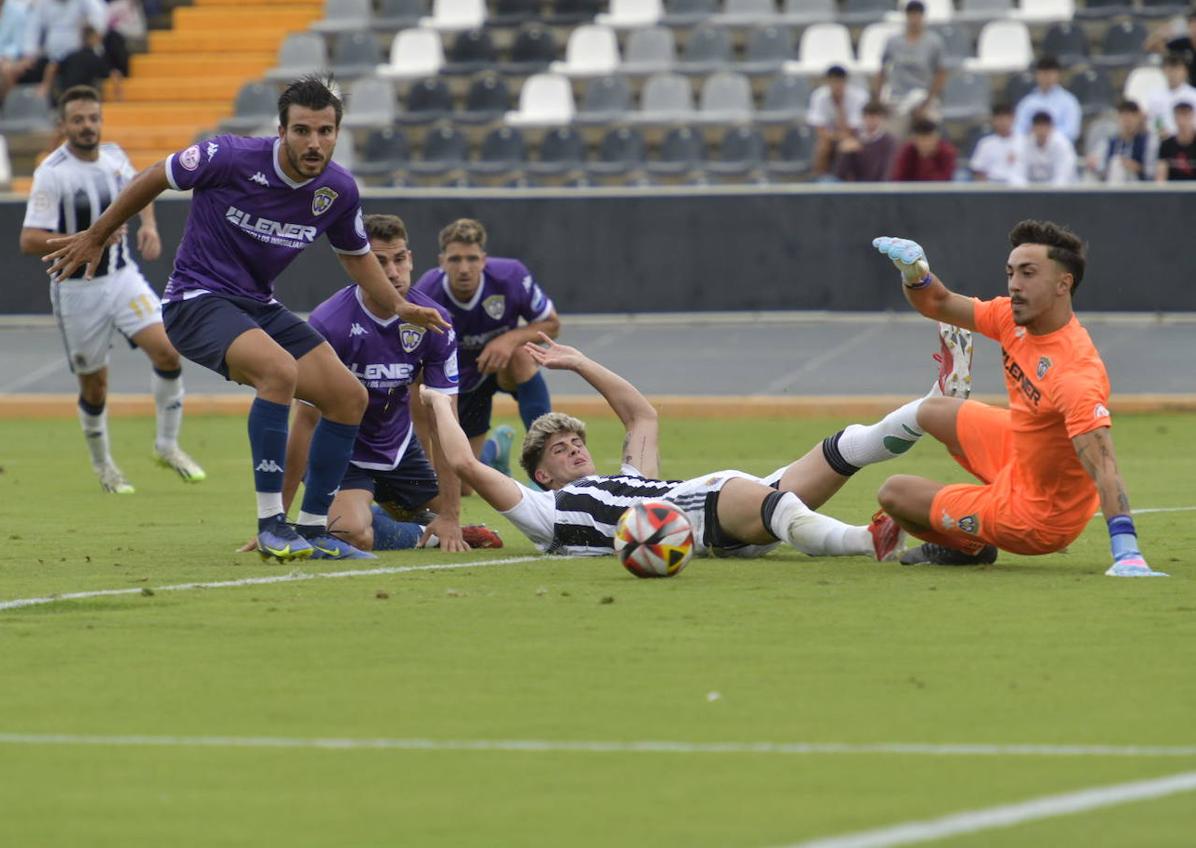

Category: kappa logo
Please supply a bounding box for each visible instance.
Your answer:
[312,187,338,216]
[522,274,532,291]
[958,514,979,535]
[255,459,284,473]
[349,322,368,337]
[179,144,201,171]
[249,171,269,187]
[399,323,426,353]
[1036,356,1052,380]
[940,509,955,530]
[206,141,219,160]
[1094,402,1110,419]
[1014,327,1026,338]
[482,294,506,320]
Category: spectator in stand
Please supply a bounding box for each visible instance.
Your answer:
[1013,111,1076,185]
[1014,56,1081,143]
[809,64,869,177]
[969,103,1022,183]
[1088,100,1151,183]
[890,117,956,182]
[1156,101,1196,181]
[1145,11,1196,86]
[834,100,898,182]
[0,0,32,101]
[18,0,106,100]
[1146,54,1196,139]
[56,25,119,100]
[874,0,945,135]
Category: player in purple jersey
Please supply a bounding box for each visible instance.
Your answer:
[412,218,559,484]
[240,214,502,553]
[44,76,449,562]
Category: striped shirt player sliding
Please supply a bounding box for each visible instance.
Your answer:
[43,76,449,562]
[20,85,205,494]
[414,333,980,563]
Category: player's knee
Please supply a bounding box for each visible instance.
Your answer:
[917,396,958,434]
[345,524,373,551]
[149,349,181,372]
[876,475,914,515]
[254,356,298,396]
[79,372,107,405]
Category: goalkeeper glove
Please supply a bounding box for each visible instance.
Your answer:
[873,236,932,288]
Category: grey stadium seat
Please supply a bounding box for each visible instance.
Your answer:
[840,0,891,25]
[527,127,586,176]
[1040,22,1089,68]
[1067,67,1114,118]
[374,0,426,31]
[459,73,512,123]
[586,126,646,178]
[330,30,383,79]
[956,0,1013,21]
[1093,21,1147,70]
[222,81,278,132]
[0,85,52,133]
[698,71,754,124]
[492,0,541,26]
[545,0,604,26]
[634,72,695,124]
[1075,0,1133,19]
[408,125,470,177]
[468,126,528,178]
[342,76,397,128]
[646,126,706,177]
[1138,0,1190,19]
[707,126,767,179]
[622,26,676,75]
[355,127,410,178]
[576,75,634,125]
[265,32,327,82]
[740,26,796,76]
[1004,70,1035,106]
[940,71,991,121]
[931,24,973,69]
[500,24,558,74]
[311,0,373,34]
[780,0,835,25]
[767,124,815,179]
[756,74,809,124]
[676,24,733,75]
[715,0,779,27]
[661,0,718,27]
[397,77,454,125]
[443,27,498,75]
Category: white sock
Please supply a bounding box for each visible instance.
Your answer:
[78,400,111,470]
[767,492,874,557]
[296,510,327,530]
[837,398,926,468]
[152,369,184,454]
[257,492,285,520]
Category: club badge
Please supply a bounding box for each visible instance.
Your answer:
[1036,356,1052,379]
[312,187,338,216]
[483,295,506,320]
[399,324,425,353]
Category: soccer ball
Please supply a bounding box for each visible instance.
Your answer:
[613,500,694,578]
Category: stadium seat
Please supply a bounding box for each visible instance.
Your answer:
[586,126,646,179]
[622,26,677,75]
[501,24,559,74]
[779,0,836,26]
[331,30,384,79]
[633,72,696,124]
[1041,22,1089,69]
[354,127,410,178]
[527,126,586,176]
[342,77,397,128]
[646,125,706,178]
[443,27,498,75]
[374,0,427,32]
[222,81,279,132]
[956,0,1014,22]
[1016,0,1074,23]
[1074,0,1131,18]
[785,23,855,76]
[331,131,357,171]
[551,25,621,77]
[767,124,815,178]
[459,73,513,123]
[378,28,445,79]
[964,20,1032,74]
[408,125,470,178]
[491,0,541,27]
[1067,67,1114,118]
[698,71,754,124]
[396,76,453,124]
[420,0,485,31]
[714,0,780,27]
[707,126,767,179]
[265,33,327,82]
[676,24,733,76]
[756,73,810,123]
[544,0,605,26]
[0,86,51,134]
[596,0,663,28]
[1136,0,1189,19]
[940,71,991,121]
[959,122,988,162]
[1004,69,1035,104]
[932,23,974,69]
[467,126,528,178]
[662,0,718,26]
[884,0,953,22]
[1093,21,1147,70]
[1123,66,1167,108]
[506,73,576,126]
[311,0,373,34]
[856,22,903,75]
[840,0,892,25]
[739,26,797,76]
[576,75,634,124]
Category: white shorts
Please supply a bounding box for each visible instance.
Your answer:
[664,466,787,559]
[49,266,162,375]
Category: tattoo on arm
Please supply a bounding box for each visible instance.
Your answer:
[622,432,632,465]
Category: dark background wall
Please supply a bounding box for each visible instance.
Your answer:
[3,189,1192,314]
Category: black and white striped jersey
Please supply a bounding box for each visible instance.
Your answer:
[548,472,685,556]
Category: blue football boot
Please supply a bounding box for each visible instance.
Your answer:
[257,515,314,563]
[299,526,376,560]
[482,424,515,477]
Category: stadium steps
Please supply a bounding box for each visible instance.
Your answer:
[91,0,322,175]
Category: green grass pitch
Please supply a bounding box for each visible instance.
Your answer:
[1,412,1194,847]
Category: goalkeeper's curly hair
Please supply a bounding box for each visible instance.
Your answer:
[520,412,587,480]
[1009,219,1086,293]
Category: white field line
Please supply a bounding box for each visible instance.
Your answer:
[783,770,1196,848]
[0,555,546,612]
[0,734,1193,759]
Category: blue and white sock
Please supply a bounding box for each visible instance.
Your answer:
[297,418,359,532]
[249,397,290,525]
[370,504,424,550]
[513,371,551,430]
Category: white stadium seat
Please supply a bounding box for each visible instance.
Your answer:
[420,0,485,31]
[964,20,1032,73]
[1123,66,1168,107]
[1016,0,1075,22]
[377,27,444,79]
[550,25,621,77]
[855,22,902,75]
[783,23,855,76]
[505,73,576,126]
[595,0,663,28]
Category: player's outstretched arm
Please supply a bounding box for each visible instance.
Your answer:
[338,252,450,333]
[1072,427,1168,577]
[524,333,659,477]
[872,237,977,331]
[420,386,524,512]
[419,393,470,553]
[43,160,170,281]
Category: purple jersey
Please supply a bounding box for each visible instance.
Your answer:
[309,286,458,470]
[162,135,369,303]
[413,257,554,391]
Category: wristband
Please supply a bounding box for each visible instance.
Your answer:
[904,274,932,290]
[1107,514,1140,560]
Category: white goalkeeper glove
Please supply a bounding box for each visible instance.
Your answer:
[872,236,932,288]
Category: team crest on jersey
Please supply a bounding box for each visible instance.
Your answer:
[958,514,979,534]
[1094,403,1110,419]
[312,187,338,216]
[179,144,201,171]
[399,324,426,353]
[483,295,506,320]
[1036,356,1052,379]
[354,208,365,238]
